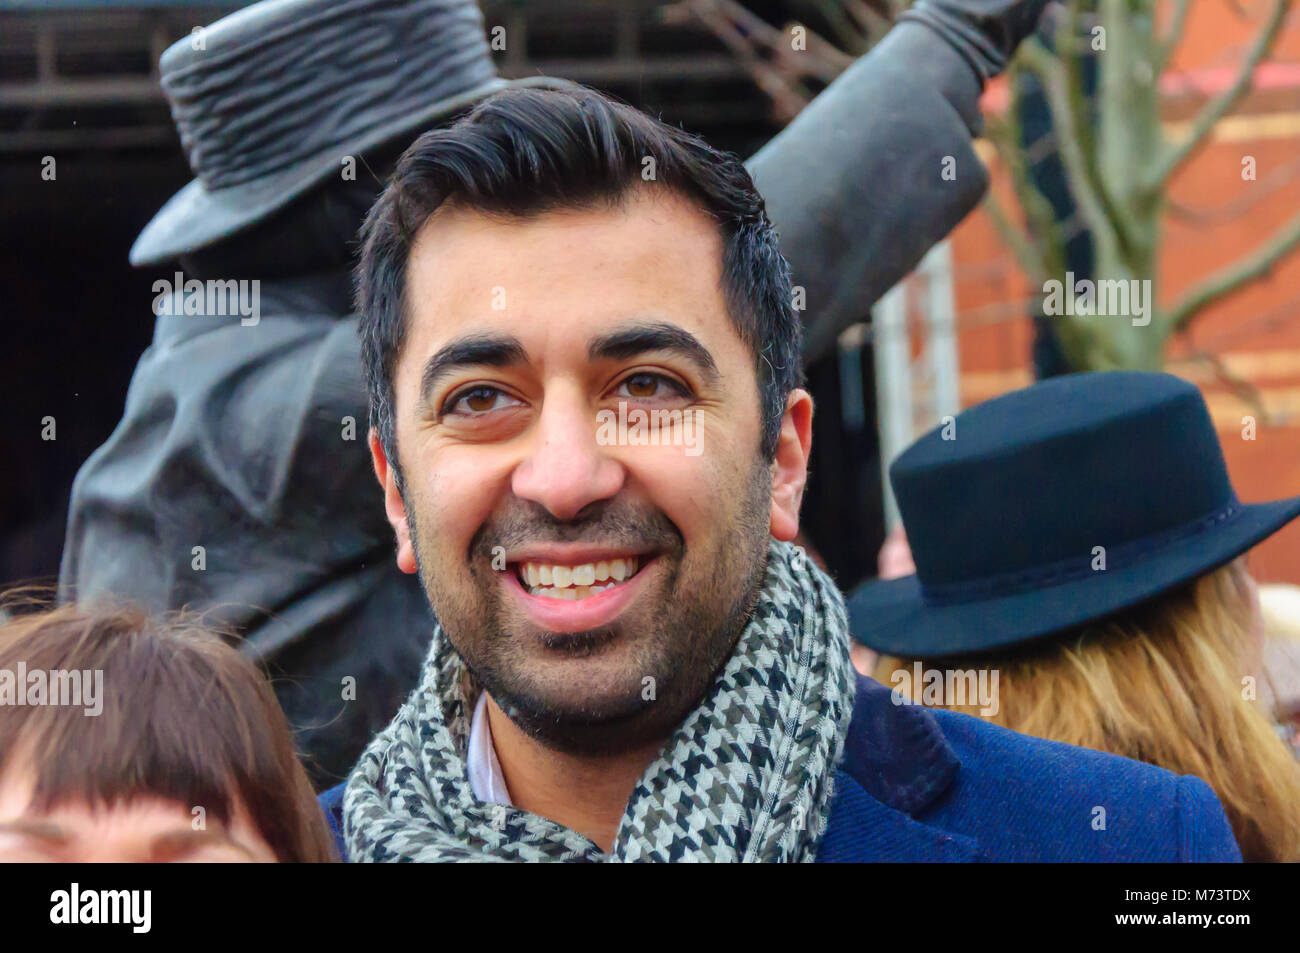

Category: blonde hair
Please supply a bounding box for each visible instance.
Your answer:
[875,561,1300,862]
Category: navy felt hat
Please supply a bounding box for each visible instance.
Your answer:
[849,370,1300,658]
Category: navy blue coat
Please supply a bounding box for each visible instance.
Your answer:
[320,675,1242,862]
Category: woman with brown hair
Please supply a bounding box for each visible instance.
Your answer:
[850,372,1300,862]
[0,599,337,862]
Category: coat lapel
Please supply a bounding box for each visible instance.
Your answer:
[821,675,984,861]
[823,772,983,861]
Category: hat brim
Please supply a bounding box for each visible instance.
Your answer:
[130,75,577,267]
[849,495,1300,658]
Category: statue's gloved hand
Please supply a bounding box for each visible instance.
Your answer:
[901,0,1056,84]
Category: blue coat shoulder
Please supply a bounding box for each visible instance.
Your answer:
[817,675,1242,862]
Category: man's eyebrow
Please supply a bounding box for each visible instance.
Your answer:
[0,818,68,843]
[587,322,720,384]
[418,333,528,407]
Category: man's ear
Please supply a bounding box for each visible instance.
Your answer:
[369,427,417,574]
[769,388,813,542]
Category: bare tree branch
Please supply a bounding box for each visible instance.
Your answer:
[668,0,872,121]
[1186,295,1300,354]
[1156,0,1192,74]
[841,0,894,42]
[777,19,857,76]
[712,0,855,76]
[1057,0,1143,257]
[981,188,1048,287]
[788,0,868,54]
[1150,0,1286,188]
[675,0,813,120]
[1163,205,1300,334]
[1016,37,1124,271]
[983,106,1068,277]
[1224,0,1255,21]
[1166,151,1300,223]
[1186,348,1283,426]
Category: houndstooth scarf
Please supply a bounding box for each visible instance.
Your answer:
[343,539,857,862]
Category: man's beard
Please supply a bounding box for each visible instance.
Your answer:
[405,461,773,756]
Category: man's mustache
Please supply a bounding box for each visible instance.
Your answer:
[470,500,682,559]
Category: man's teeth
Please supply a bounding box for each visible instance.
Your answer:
[517,557,640,599]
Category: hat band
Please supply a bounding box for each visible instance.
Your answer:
[163,0,498,190]
[918,498,1244,607]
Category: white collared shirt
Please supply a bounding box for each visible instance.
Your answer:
[467,691,513,805]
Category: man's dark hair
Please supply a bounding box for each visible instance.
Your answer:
[356,84,802,472]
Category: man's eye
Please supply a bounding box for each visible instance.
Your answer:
[445,386,520,416]
[617,373,685,400]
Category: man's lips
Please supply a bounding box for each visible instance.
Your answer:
[500,555,656,633]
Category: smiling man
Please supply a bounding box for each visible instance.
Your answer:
[329,85,1243,863]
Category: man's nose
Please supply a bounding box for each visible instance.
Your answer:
[511,389,625,521]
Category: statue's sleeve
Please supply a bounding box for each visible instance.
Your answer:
[748,0,1052,362]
